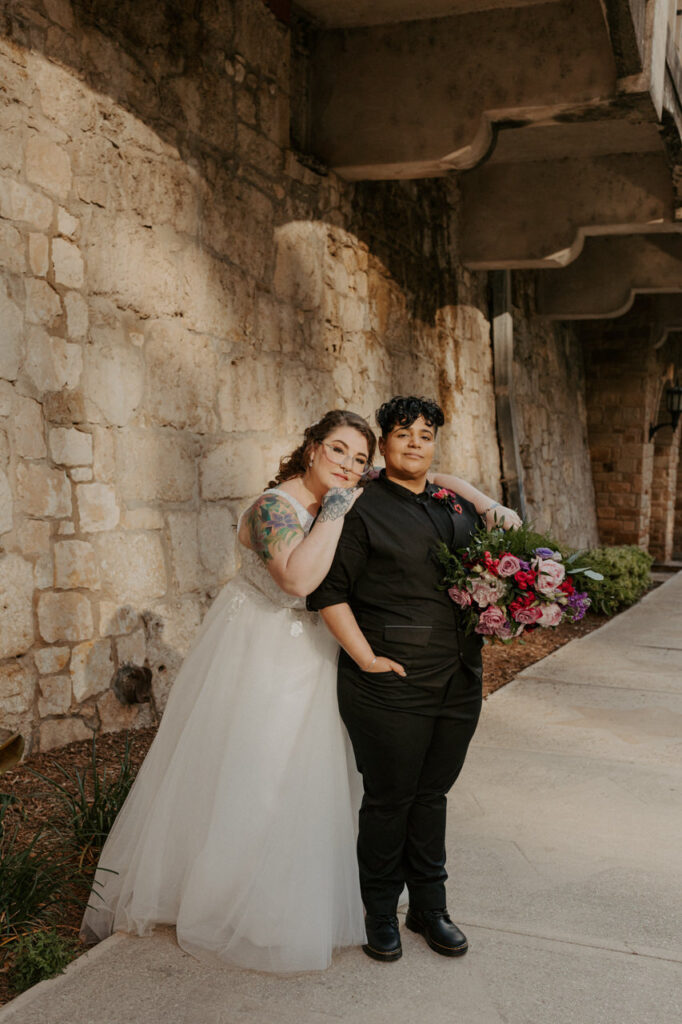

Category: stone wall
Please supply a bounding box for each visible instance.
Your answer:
[0,0,597,753]
[512,275,599,548]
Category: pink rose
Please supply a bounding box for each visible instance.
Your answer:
[537,602,563,627]
[470,575,507,608]
[534,558,565,595]
[475,605,508,635]
[494,621,525,640]
[512,605,543,625]
[497,554,521,577]
[448,586,472,608]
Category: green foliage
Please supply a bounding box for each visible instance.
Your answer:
[574,545,653,615]
[7,928,76,994]
[31,735,135,866]
[0,798,72,944]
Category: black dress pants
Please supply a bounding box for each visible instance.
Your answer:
[338,649,482,917]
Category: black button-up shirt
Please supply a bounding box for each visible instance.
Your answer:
[308,472,483,682]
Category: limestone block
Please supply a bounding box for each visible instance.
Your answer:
[38,675,71,716]
[0,179,53,231]
[144,322,217,433]
[200,440,265,500]
[94,532,166,604]
[25,278,62,327]
[122,507,164,530]
[167,511,202,593]
[38,591,93,642]
[64,291,88,339]
[0,381,12,416]
[76,482,120,533]
[52,238,84,289]
[34,646,70,674]
[282,368,335,435]
[49,427,93,466]
[70,467,92,482]
[0,220,25,274]
[146,597,202,711]
[116,429,196,503]
[198,504,238,584]
[274,222,325,310]
[28,233,49,277]
[25,136,72,200]
[97,690,153,734]
[57,207,79,239]
[0,282,23,380]
[70,638,113,703]
[18,519,51,554]
[39,717,91,752]
[24,328,82,392]
[116,628,146,666]
[82,342,144,426]
[54,539,100,590]
[0,554,35,658]
[92,426,115,483]
[35,60,97,131]
[0,469,13,535]
[14,396,47,458]
[0,661,36,729]
[217,357,281,432]
[34,553,53,590]
[86,217,183,320]
[332,364,354,402]
[57,522,75,535]
[99,602,140,637]
[42,389,86,426]
[17,462,71,518]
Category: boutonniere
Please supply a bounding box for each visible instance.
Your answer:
[432,488,463,514]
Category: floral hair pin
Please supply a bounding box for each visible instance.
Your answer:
[432,487,463,514]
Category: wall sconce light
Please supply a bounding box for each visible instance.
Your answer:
[649,380,682,441]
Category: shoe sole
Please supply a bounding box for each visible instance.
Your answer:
[405,918,468,958]
[362,942,403,962]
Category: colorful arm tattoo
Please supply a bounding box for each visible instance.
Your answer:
[245,495,304,563]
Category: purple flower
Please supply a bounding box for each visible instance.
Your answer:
[533,547,555,559]
[518,559,530,572]
[567,591,590,621]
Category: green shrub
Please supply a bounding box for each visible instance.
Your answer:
[7,928,76,994]
[31,734,135,867]
[576,545,653,615]
[0,798,73,944]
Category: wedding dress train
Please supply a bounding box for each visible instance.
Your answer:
[81,489,365,972]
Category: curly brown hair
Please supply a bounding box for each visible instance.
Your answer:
[268,410,376,486]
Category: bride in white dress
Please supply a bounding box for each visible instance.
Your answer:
[81,410,376,972]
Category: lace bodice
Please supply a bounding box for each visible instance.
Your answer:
[238,487,314,609]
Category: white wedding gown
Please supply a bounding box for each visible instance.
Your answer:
[80,489,366,972]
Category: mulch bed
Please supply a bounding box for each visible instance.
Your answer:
[0,610,609,1004]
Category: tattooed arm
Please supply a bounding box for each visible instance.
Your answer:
[238,488,361,597]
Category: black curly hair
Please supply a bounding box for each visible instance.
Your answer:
[375,396,445,437]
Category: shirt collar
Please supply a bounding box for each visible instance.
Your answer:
[378,469,438,502]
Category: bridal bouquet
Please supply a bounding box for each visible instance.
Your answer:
[436,518,600,642]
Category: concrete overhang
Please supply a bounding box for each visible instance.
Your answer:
[536,234,682,319]
[460,147,675,269]
[303,0,619,179]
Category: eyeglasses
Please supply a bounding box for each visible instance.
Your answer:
[320,442,370,477]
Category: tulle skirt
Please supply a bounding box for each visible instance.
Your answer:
[80,578,366,972]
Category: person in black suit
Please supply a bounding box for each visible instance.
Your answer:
[308,396,492,963]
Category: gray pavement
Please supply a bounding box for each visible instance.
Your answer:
[3,574,681,1024]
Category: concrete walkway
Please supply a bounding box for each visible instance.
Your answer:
[3,575,681,1024]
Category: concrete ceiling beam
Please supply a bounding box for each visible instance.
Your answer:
[308,0,617,180]
[459,153,675,269]
[535,234,682,318]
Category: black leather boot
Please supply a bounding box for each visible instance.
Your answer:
[405,908,468,957]
[362,914,402,962]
